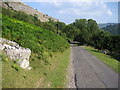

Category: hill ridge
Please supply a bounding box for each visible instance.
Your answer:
[1,1,59,22]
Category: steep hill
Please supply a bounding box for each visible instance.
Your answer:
[1,0,70,86]
[2,14,70,88]
[1,1,58,22]
[2,14,69,60]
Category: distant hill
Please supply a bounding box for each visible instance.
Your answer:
[1,1,58,22]
[102,24,119,35]
[98,23,116,29]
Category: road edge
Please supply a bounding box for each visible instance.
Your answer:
[66,46,76,88]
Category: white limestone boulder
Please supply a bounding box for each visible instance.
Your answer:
[0,38,32,70]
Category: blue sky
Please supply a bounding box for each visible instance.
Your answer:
[24,2,118,24]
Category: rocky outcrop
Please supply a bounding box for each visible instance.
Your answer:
[0,38,32,70]
[0,1,59,22]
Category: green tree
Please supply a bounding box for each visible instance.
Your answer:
[62,24,78,41]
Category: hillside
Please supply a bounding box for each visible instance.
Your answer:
[1,1,58,22]
[102,24,119,35]
[98,23,116,29]
[2,14,69,55]
[2,14,70,88]
[1,1,71,87]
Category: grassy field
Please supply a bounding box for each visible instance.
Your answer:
[81,46,120,73]
[2,48,70,88]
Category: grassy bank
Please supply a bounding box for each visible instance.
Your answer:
[81,46,120,73]
[2,13,70,88]
[2,48,70,88]
[2,14,69,62]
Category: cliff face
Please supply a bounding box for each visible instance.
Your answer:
[1,1,58,22]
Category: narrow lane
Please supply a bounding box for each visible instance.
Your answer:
[71,45,118,88]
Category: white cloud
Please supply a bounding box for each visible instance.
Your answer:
[107,9,112,16]
[51,1,63,7]
[57,2,112,17]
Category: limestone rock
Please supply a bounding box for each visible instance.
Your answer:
[0,38,32,70]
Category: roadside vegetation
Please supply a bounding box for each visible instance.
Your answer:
[2,15,69,62]
[2,48,70,88]
[2,7,120,62]
[2,8,70,88]
[2,7,67,39]
[81,46,120,73]
[70,19,120,61]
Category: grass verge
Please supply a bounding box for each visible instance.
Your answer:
[81,46,120,73]
[2,48,70,88]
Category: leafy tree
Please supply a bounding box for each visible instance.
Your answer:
[73,19,87,30]
[62,24,80,41]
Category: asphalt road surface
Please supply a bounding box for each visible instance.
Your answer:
[71,45,118,88]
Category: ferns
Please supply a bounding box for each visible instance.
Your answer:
[2,15,69,61]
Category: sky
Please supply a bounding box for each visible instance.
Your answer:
[24,1,118,24]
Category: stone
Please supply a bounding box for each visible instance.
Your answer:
[100,50,108,54]
[0,38,32,70]
[19,59,30,69]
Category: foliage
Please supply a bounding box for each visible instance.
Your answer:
[71,19,100,44]
[2,7,68,39]
[2,15,69,62]
[1,6,120,61]
[70,18,120,61]
[40,20,68,40]
[41,22,57,33]
[62,24,80,41]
